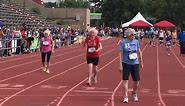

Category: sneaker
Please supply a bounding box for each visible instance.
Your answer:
[123,96,128,103]
[167,53,170,56]
[132,92,138,102]
[86,81,92,86]
[46,69,50,74]
[42,67,46,71]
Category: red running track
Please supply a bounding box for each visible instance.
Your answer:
[0,38,184,106]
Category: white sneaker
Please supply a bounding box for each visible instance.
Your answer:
[123,96,128,103]
[42,67,46,71]
[132,93,138,102]
[46,69,50,74]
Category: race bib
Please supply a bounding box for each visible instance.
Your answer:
[129,53,138,60]
[88,47,96,53]
[43,41,49,46]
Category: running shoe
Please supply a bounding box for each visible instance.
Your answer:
[46,69,50,74]
[123,96,128,103]
[42,67,46,71]
[132,92,139,102]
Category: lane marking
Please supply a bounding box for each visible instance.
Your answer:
[0,49,83,72]
[56,57,119,106]
[171,49,185,68]
[111,81,122,106]
[73,90,112,94]
[0,84,9,87]
[0,44,115,83]
[0,45,81,64]
[157,44,167,106]
[167,90,185,94]
[41,85,67,89]
[0,88,21,90]
[84,87,109,90]
[0,47,117,105]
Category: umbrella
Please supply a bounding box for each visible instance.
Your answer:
[154,20,175,28]
[129,20,152,28]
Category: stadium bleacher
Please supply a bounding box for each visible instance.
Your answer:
[0,0,50,29]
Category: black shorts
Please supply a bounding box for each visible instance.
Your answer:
[86,57,99,66]
[122,62,140,81]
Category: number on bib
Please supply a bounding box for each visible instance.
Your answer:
[43,41,49,46]
[129,53,138,60]
[88,47,96,53]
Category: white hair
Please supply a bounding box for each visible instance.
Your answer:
[88,28,98,36]
[44,29,51,35]
[125,28,135,36]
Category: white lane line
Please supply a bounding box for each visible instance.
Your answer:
[0,49,82,72]
[0,45,80,64]
[0,53,84,83]
[171,49,185,68]
[56,57,119,106]
[0,48,117,106]
[111,81,122,106]
[73,90,113,94]
[0,44,115,82]
[157,44,167,106]
[0,43,114,72]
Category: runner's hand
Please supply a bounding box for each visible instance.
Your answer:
[119,67,122,73]
[140,61,144,68]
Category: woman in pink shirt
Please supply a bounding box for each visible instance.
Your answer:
[40,29,54,73]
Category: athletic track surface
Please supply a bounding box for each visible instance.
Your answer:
[0,37,184,106]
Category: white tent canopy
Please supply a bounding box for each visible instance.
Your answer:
[121,12,153,28]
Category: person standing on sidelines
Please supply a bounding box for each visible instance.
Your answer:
[40,29,54,73]
[119,28,143,103]
[178,27,185,56]
[83,28,102,86]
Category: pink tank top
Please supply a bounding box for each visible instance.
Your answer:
[40,36,52,53]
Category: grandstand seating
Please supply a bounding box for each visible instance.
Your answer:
[0,0,50,29]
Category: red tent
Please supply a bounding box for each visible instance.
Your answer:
[154,20,175,28]
[129,20,152,28]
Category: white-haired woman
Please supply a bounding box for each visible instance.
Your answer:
[119,28,143,103]
[83,28,102,86]
[40,29,54,73]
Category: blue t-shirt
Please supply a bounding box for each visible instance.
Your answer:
[178,31,185,42]
[119,39,140,65]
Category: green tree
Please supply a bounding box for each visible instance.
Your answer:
[101,0,145,27]
[59,0,89,8]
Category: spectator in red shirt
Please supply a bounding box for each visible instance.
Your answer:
[83,28,102,86]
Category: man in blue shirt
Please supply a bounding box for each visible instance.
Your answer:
[178,28,185,56]
[119,28,143,103]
